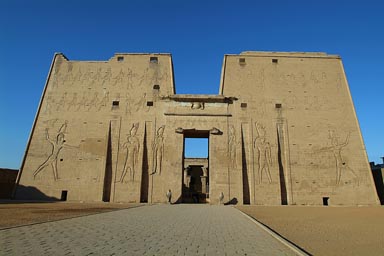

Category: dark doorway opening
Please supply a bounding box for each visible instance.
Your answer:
[182,132,209,203]
[61,190,68,201]
[323,197,329,206]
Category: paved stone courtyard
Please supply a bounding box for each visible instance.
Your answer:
[0,205,297,255]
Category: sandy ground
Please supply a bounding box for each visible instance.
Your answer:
[0,201,140,229]
[236,205,384,256]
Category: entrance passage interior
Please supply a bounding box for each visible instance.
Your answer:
[182,132,209,203]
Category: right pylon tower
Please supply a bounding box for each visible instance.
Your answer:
[220,51,379,205]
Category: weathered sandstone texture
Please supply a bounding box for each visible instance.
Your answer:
[15,52,379,205]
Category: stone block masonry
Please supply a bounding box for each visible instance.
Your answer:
[14,51,379,206]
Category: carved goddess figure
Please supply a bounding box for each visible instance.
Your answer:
[119,123,140,182]
[228,125,237,169]
[151,126,165,175]
[33,121,68,181]
[254,123,272,184]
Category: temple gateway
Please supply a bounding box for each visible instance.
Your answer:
[15,51,380,205]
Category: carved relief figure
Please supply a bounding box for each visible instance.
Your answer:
[76,93,87,111]
[100,67,110,87]
[134,93,150,112]
[72,68,82,84]
[228,125,237,169]
[81,68,92,85]
[86,92,99,111]
[63,65,74,85]
[67,93,78,111]
[113,68,125,86]
[44,94,54,114]
[33,121,68,181]
[326,130,359,185]
[254,122,272,184]
[98,92,109,111]
[52,68,61,88]
[260,68,265,88]
[56,92,67,111]
[125,68,135,89]
[336,73,342,90]
[118,123,140,182]
[42,118,58,128]
[151,126,165,175]
[125,93,131,115]
[92,68,102,83]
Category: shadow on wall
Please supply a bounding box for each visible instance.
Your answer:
[224,198,238,205]
[13,184,60,202]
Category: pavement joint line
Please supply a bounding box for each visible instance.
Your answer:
[0,204,144,231]
[233,206,310,256]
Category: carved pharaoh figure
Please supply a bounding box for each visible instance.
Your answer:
[151,125,165,175]
[119,123,140,182]
[33,121,68,181]
[254,122,272,184]
[328,130,359,185]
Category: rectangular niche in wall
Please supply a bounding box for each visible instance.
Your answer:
[150,57,158,63]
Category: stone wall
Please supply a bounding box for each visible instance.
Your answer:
[15,51,379,206]
[221,52,378,205]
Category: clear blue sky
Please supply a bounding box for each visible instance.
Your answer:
[1,0,383,169]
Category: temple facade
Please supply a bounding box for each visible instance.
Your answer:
[15,51,379,205]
